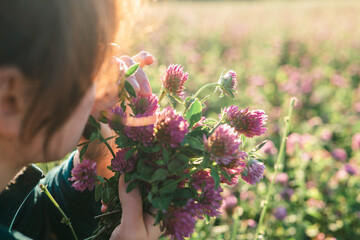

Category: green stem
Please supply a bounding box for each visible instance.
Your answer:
[158,88,166,103]
[254,98,296,240]
[193,82,219,99]
[230,213,239,240]
[209,112,225,135]
[99,134,116,159]
[39,184,78,240]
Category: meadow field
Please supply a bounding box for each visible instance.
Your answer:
[40,1,360,239]
[134,1,360,239]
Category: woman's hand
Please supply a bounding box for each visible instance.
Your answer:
[91,51,154,120]
[109,175,162,240]
[74,51,154,178]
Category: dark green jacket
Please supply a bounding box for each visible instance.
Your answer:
[0,153,101,240]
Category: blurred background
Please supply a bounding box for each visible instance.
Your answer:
[42,0,360,239]
[135,1,360,239]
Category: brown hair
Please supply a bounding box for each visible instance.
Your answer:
[0,0,121,147]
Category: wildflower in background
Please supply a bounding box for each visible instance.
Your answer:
[219,191,238,216]
[321,129,333,141]
[248,75,266,87]
[331,148,347,162]
[352,133,360,151]
[224,106,267,138]
[280,188,294,200]
[246,219,257,228]
[217,70,238,97]
[241,158,265,185]
[330,74,348,88]
[107,106,126,131]
[344,164,358,176]
[162,209,196,240]
[111,148,136,173]
[307,198,326,209]
[204,124,241,165]
[69,159,97,192]
[275,172,289,186]
[260,140,278,155]
[154,107,189,147]
[273,207,287,220]
[286,133,315,155]
[124,94,159,145]
[162,64,188,98]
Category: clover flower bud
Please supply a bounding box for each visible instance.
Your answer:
[204,124,241,165]
[154,107,189,147]
[107,106,126,131]
[224,106,267,138]
[162,64,188,98]
[111,148,136,173]
[241,158,265,185]
[217,70,238,97]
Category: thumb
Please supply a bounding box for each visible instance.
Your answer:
[118,175,145,230]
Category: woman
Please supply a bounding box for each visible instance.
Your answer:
[0,0,160,239]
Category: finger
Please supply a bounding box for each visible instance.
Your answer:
[119,56,152,96]
[118,175,146,231]
[126,76,140,94]
[132,51,155,68]
[144,214,163,239]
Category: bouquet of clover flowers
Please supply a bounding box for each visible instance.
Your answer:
[70,61,268,240]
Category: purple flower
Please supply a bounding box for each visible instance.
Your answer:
[162,209,196,240]
[154,107,189,147]
[286,133,314,155]
[111,149,136,173]
[204,124,241,165]
[273,207,287,220]
[321,129,333,141]
[241,158,265,185]
[280,188,294,200]
[261,140,278,155]
[223,106,267,138]
[217,70,238,97]
[162,64,188,98]
[247,219,257,228]
[124,94,159,145]
[352,133,360,151]
[219,153,247,185]
[69,159,97,192]
[219,193,238,216]
[331,148,347,162]
[187,170,223,218]
[344,164,358,176]
[107,106,126,131]
[128,94,159,116]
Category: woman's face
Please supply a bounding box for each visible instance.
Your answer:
[26,84,96,163]
[47,84,96,161]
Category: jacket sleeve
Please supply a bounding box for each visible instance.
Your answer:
[13,152,102,240]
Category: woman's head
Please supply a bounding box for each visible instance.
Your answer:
[0,0,122,161]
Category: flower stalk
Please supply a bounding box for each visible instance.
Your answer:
[39,184,78,240]
[192,82,219,99]
[254,97,296,240]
